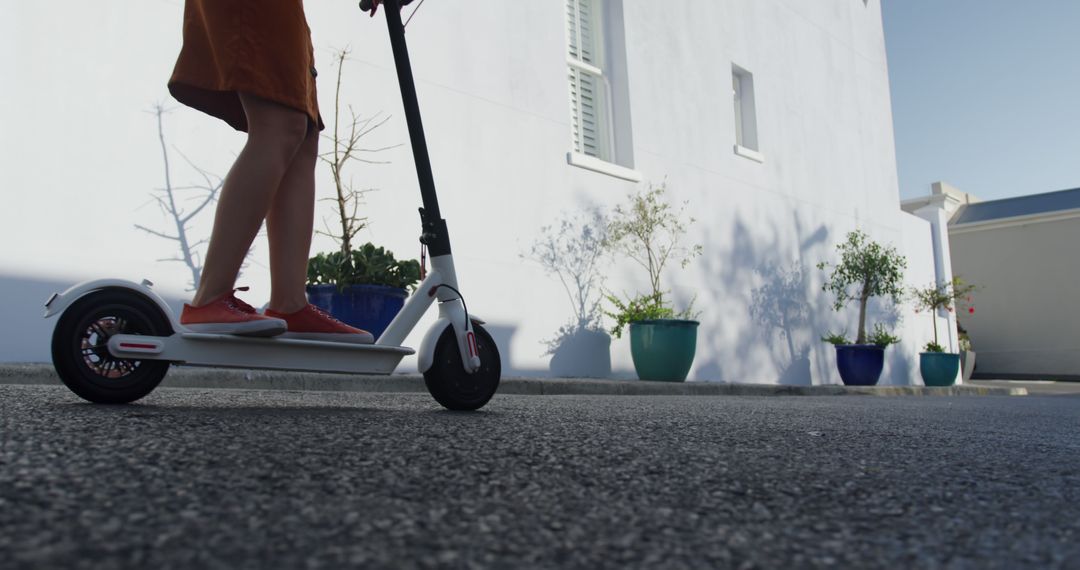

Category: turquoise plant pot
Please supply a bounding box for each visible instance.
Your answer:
[920,352,960,387]
[629,319,699,382]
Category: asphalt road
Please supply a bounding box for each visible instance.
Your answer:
[2,386,1079,569]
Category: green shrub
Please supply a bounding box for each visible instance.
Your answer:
[821,331,852,345]
[604,292,686,339]
[818,230,907,345]
[868,323,901,348]
[307,243,421,292]
[603,182,702,335]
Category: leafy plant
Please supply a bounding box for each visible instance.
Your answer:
[924,341,946,353]
[868,323,901,348]
[603,292,692,339]
[821,331,852,345]
[959,326,976,351]
[911,277,978,350]
[306,243,421,292]
[817,230,907,345]
[603,182,703,334]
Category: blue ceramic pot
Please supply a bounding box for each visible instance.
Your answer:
[305,284,407,340]
[834,344,885,386]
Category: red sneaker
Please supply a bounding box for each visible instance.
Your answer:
[180,287,286,337]
[264,304,375,344]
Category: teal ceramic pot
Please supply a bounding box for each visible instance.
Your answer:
[920,352,960,387]
[629,319,699,382]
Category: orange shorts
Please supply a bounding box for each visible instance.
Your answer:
[168,0,324,132]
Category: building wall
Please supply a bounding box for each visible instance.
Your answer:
[949,215,1080,379]
[2,0,943,384]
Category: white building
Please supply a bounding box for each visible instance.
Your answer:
[1,0,950,385]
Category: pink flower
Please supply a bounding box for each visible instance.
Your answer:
[969,307,975,314]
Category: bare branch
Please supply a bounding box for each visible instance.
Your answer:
[134,224,180,241]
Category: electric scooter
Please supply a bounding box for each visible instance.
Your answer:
[43,0,501,411]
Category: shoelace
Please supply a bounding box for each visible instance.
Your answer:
[226,287,258,314]
[308,304,347,325]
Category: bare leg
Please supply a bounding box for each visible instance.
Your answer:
[191,94,309,307]
[265,127,319,314]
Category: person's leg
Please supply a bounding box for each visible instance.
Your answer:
[191,93,310,307]
[265,127,318,314]
[260,120,375,344]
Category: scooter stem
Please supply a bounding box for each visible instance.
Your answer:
[380,0,451,257]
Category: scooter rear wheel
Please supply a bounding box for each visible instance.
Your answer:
[423,323,501,411]
[51,289,172,404]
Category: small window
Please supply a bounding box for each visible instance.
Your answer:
[732,64,760,155]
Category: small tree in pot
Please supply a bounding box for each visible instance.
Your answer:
[305,47,419,339]
[817,230,906,385]
[911,277,977,386]
[603,182,702,382]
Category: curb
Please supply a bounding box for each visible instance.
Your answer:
[0,363,1028,397]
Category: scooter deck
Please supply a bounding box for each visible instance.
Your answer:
[108,332,415,376]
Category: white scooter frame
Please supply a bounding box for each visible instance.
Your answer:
[43,251,480,377]
[43,0,500,410]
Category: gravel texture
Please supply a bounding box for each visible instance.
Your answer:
[2,385,1078,569]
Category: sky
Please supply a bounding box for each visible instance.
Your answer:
[882,0,1080,201]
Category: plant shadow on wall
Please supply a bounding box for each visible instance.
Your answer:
[691,211,832,384]
[749,262,812,385]
[521,208,612,378]
[134,103,255,291]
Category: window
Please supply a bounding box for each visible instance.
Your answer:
[732,64,762,161]
[567,0,608,159]
[566,0,638,180]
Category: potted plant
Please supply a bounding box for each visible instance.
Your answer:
[603,183,703,382]
[306,245,420,339]
[818,230,907,386]
[304,47,420,339]
[911,277,977,386]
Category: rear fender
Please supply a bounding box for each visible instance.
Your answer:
[44,279,176,329]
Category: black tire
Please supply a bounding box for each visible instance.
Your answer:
[423,322,501,411]
[51,289,173,404]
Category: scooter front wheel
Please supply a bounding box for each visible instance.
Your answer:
[423,323,501,411]
[51,289,172,404]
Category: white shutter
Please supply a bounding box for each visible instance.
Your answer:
[578,70,601,157]
[567,0,607,159]
[733,73,744,147]
[567,1,580,61]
